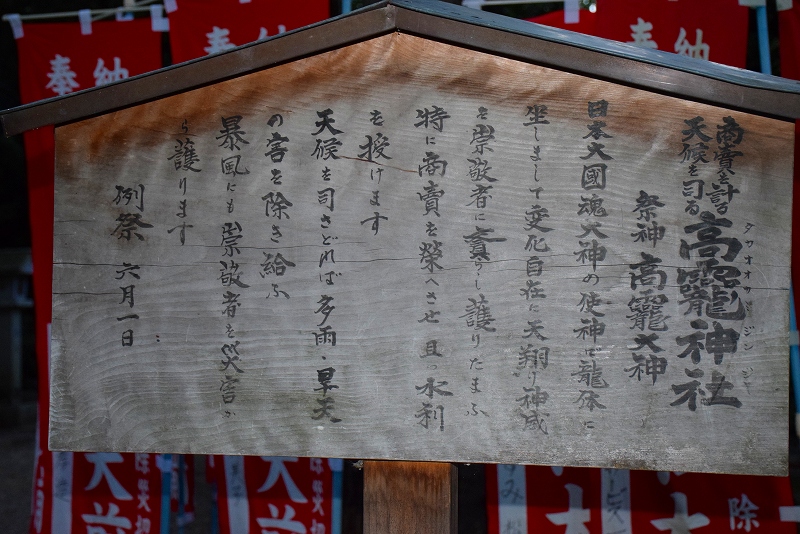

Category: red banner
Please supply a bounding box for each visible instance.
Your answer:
[17,19,162,103]
[487,465,602,534]
[630,470,794,533]
[530,0,750,69]
[70,453,165,534]
[15,18,163,534]
[213,456,335,534]
[166,0,330,64]
[487,465,796,534]
[779,1,800,81]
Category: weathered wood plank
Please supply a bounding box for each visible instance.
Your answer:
[364,461,457,534]
[50,33,793,474]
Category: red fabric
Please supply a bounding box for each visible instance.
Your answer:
[528,9,598,35]
[521,467,602,534]
[630,470,795,533]
[779,2,800,81]
[17,19,162,103]
[167,0,330,64]
[214,456,334,534]
[15,18,162,534]
[71,453,164,534]
[487,465,602,534]
[487,465,795,534]
[588,0,749,68]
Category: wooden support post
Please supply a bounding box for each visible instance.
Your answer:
[364,461,457,534]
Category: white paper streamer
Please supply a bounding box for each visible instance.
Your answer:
[7,14,23,39]
[79,9,92,35]
[780,506,800,522]
[601,469,632,534]
[564,0,580,24]
[497,465,528,534]
[151,4,170,32]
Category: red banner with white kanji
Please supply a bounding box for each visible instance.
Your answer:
[487,465,796,533]
[70,453,164,534]
[212,456,334,534]
[15,17,163,534]
[535,0,750,69]
[487,465,602,534]
[33,450,171,534]
[166,0,330,64]
[17,19,162,103]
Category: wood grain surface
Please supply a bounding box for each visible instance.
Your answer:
[364,461,457,534]
[50,33,794,474]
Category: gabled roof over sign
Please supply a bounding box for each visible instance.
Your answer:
[3,0,800,136]
[38,0,798,473]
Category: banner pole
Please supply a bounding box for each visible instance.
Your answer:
[160,454,173,534]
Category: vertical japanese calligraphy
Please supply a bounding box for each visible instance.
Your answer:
[415,103,451,431]
[516,102,552,434]
[216,114,250,416]
[312,107,344,424]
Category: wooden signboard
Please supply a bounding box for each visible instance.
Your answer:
[0,1,790,478]
[47,29,794,476]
